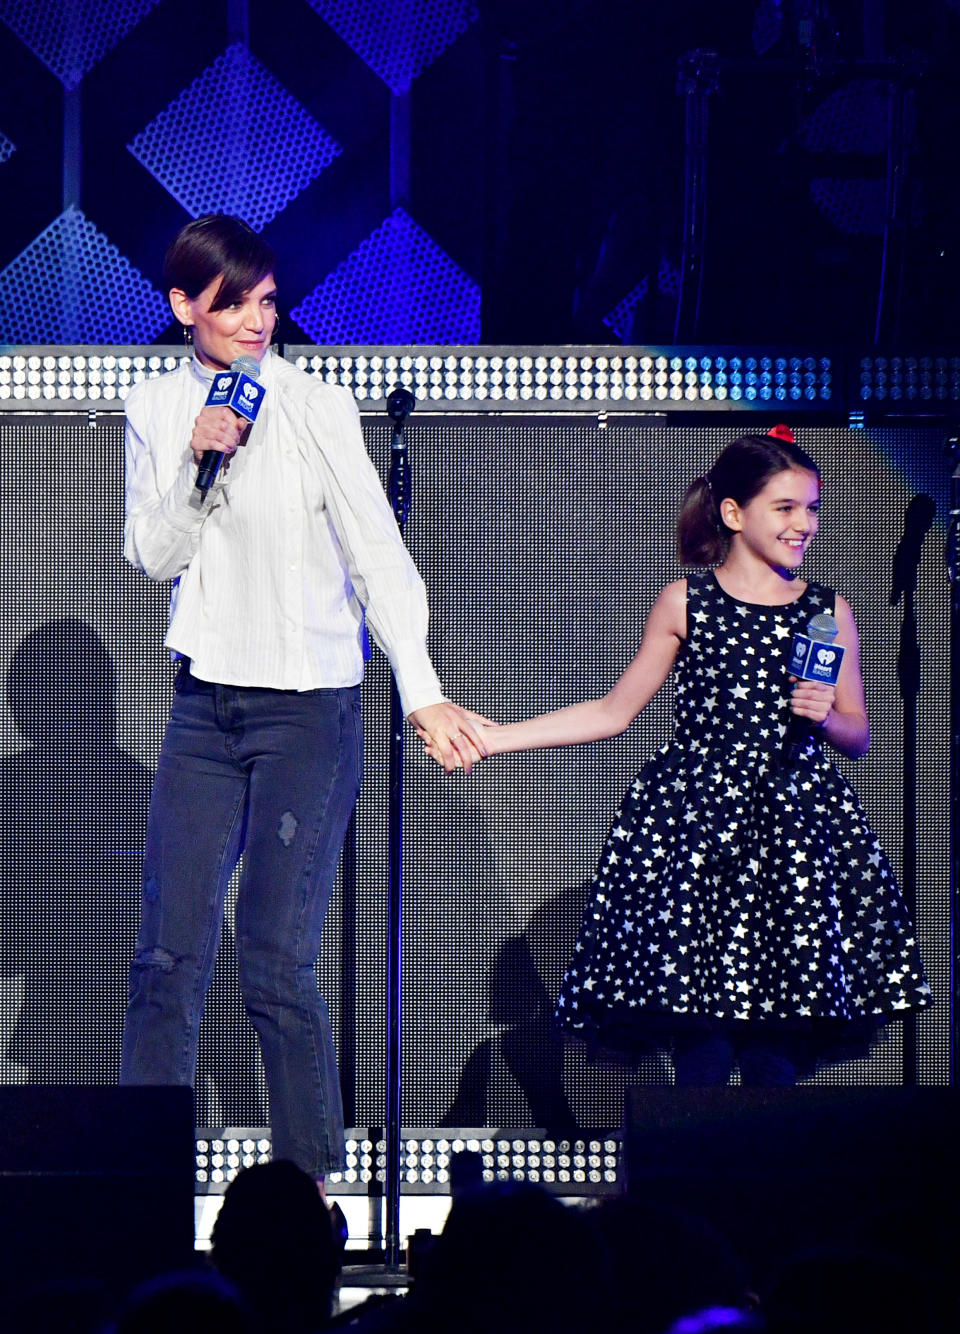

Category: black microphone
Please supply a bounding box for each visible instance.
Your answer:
[387,387,415,530]
[386,387,416,427]
[196,356,265,498]
[782,611,845,768]
[890,493,936,607]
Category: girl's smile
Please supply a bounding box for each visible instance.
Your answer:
[721,467,821,571]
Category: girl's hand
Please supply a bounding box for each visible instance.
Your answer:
[789,677,835,728]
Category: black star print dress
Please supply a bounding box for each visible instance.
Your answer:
[556,570,930,1067]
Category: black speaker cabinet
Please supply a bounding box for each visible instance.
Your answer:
[623,1086,959,1279]
[0,1086,194,1292]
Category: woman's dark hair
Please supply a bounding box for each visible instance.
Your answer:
[162,214,276,310]
[676,433,821,567]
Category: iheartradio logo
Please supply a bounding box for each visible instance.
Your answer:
[816,648,836,666]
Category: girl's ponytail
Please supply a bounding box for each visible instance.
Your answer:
[676,475,725,566]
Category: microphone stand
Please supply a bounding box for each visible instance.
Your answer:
[890,493,936,1086]
[674,49,719,342]
[384,387,415,1271]
[947,437,960,1086]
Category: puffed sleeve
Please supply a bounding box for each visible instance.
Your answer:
[296,383,445,716]
[122,377,211,583]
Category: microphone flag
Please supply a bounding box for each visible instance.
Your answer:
[786,612,845,687]
[205,358,265,424]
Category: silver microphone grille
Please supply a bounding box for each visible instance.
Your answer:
[807,612,838,643]
[230,356,261,379]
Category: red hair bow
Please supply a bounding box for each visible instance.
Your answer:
[768,423,796,443]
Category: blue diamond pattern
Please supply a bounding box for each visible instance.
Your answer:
[128,44,341,232]
[308,0,478,94]
[604,258,680,340]
[0,0,161,90]
[809,179,886,236]
[0,206,169,343]
[291,207,480,342]
[0,129,14,166]
[752,0,784,55]
[799,81,891,155]
[657,255,681,298]
[603,277,650,340]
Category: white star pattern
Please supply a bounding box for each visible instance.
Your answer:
[555,569,930,1057]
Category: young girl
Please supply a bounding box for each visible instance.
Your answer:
[468,430,930,1085]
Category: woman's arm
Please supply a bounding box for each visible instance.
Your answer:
[480,580,687,756]
[123,387,242,583]
[789,593,870,759]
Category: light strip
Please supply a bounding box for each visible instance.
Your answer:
[195,1129,621,1193]
[0,347,837,411]
[0,351,187,404]
[292,349,834,409]
[856,355,960,406]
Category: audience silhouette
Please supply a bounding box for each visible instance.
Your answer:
[4,1154,957,1334]
[211,1160,340,1333]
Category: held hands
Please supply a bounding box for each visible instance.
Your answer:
[190,405,245,465]
[408,702,498,775]
[789,678,835,728]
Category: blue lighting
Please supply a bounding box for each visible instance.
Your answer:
[0,0,161,90]
[0,207,169,344]
[292,208,481,344]
[308,0,478,94]
[128,45,341,232]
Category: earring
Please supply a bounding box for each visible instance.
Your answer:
[182,324,194,347]
[271,313,280,344]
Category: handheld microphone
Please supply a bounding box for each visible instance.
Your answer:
[782,611,846,767]
[195,356,265,497]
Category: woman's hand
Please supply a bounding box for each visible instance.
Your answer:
[421,715,503,768]
[190,405,245,465]
[408,702,496,775]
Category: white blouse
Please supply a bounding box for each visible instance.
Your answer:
[123,350,444,717]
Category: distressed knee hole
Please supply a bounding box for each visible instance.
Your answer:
[278,811,298,846]
[132,946,181,973]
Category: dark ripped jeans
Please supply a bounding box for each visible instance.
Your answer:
[120,663,362,1176]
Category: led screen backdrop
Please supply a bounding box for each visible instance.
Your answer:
[0,396,950,1143]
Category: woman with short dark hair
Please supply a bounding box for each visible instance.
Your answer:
[120,214,484,1184]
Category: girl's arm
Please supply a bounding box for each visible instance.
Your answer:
[789,593,870,759]
[481,580,687,756]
